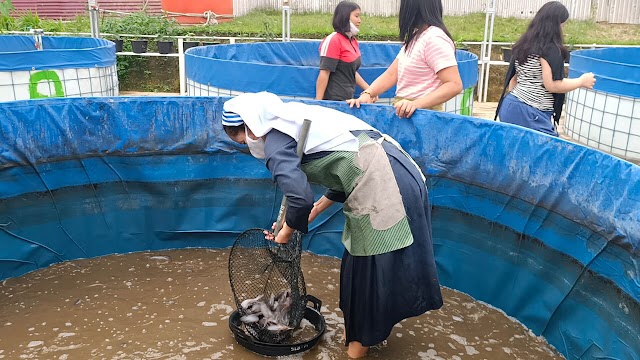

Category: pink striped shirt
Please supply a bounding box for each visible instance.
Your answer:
[396,26,457,99]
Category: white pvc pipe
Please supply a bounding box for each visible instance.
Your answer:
[287,7,291,42]
[480,0,496,103]
[478,3,490,102]
[178,38,186,96]
[282,5,291,42]
[88,0,100,38]
[483,7,496,102]
[478,0,496,102]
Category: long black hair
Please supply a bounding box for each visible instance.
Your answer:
[512,1,569,64]
[332,1,360,36]
[399,0,452,51]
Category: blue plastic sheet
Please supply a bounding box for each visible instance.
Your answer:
[186,42,478,98]
[0,36,116,71]
[0,96,638,359]
[569,47,640,98]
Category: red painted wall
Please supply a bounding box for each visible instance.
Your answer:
[12,0,162,20]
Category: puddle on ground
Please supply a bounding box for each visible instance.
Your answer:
[0,249,564,359]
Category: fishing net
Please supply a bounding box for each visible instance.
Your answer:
[228,228,307,344]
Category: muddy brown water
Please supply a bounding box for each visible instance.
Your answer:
[0,249,564,360]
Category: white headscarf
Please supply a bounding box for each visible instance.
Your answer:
[222,92,376,154]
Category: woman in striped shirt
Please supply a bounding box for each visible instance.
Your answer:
[496,1,596,136]
[347,0,463,118]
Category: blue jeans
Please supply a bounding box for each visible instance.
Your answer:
[498,93,558,136]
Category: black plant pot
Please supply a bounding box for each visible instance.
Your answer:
[183,41,200,51]
[203,41,221,46]
[158,41,174,54]
[132,40,148,54]
[114,39,123,52]
[502,47,512,62]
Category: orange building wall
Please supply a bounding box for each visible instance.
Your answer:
[161,0,233,24]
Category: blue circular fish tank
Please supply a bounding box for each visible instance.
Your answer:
[0,35,118,101]
[565,47,640,161]
[185,42,478,116]
[0,95,638,359]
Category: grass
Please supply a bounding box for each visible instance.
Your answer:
[9,10,638,45]
[194,10,640,45]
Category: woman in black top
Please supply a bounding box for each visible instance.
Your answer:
[496,1,596,136]
[315,1,372,101]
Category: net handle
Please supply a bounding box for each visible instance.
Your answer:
[274,119,312,236]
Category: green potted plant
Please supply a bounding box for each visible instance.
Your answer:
[122,12,160,54]
[112,21,124,52]
[110,25,124,52]
[125,13,148,53]
[131,38,148,53]
[113,36,124,52]
[183,33,200,51]
[157,34,174,54]
[101,17,124,52]
[154,17,176,54]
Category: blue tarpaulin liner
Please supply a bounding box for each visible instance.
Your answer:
[569,47,640,98]
[0,96,638,359]
[185,42,478,98]
[0,36,116,71]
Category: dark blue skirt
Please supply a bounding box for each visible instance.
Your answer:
[340,140,443,347]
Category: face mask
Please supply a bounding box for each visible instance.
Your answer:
[245,126,266,159]
[349,21,360,36]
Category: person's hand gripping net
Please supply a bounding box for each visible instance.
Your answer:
[264,221,295,244]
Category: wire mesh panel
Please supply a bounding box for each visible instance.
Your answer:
[0,65,119,101]
[187,79,470,115]
[565,88,640,161]
[444,87,475,116]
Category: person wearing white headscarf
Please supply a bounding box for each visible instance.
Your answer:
[222,92,442,358]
